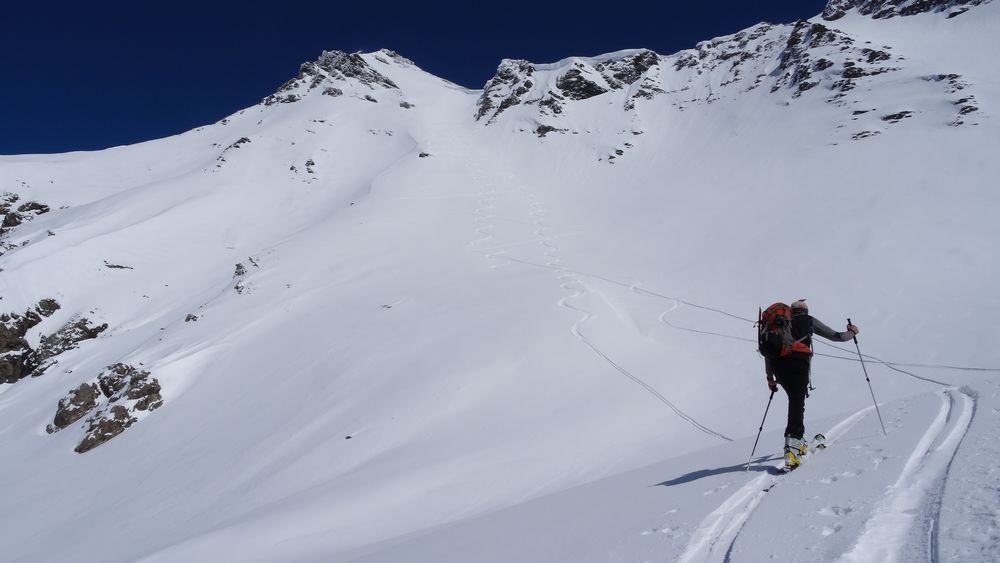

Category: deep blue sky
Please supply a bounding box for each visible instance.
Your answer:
[2,0,828,154]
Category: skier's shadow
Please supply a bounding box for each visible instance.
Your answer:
[654,455,783,487]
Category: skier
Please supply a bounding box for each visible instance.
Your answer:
[764,299,858,470]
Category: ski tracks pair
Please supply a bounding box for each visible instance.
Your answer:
[679,387,976,563]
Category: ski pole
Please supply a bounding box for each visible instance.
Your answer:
[746,390,776,472]
[849,318,887,436]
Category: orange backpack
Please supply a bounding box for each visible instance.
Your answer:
[758,303,792,358]
[758,302,812,359]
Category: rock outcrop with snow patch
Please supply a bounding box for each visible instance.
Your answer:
[822,0,991,20]
[263,49,402,106]
[475,50,664,123]
[48,363,164,453]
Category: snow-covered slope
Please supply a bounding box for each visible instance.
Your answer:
[1,1,998,561]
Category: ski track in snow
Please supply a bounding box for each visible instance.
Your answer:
[837,387,976,563]
[679,405,874,563]
[464,168,732,443]
[679,387,977,563]
[521,183,732,442]
[468,176,510,269]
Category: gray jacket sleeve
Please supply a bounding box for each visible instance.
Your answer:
[811,317,854,342]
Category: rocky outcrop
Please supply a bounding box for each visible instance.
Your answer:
[667,23,786,105]
[215,136,252,167]
[822,0,990,20]
[233,256,260,295]
[772,22,855,94]
[1,192,51,255]
[475,51,665,123]
[47,363,164,453]
[1,193,50,232]
[0,300,61,383]
[475,59,536,122]
[263,49,400,106]
[26,317,109,377]
[0,301,110,384]
[594,50,660,87]
[75,405,136,453]
[769,20,905,103]
[555,67,609,101]
[48,383,100,431]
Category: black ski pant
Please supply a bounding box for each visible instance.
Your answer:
[772,356,810,440]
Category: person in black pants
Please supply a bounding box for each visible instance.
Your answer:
[765,299,858,469]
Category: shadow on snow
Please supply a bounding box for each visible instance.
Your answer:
[654,455,783,487]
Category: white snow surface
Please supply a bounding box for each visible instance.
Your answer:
[1,4,999,561]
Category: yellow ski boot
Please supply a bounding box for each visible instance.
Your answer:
[783,437,808,472]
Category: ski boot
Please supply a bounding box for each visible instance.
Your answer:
[783,436,809,471]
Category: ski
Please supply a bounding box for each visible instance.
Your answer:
[812,432,827,453]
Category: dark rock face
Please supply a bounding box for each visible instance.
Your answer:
[26,317,108,378]
[76,405,136,453]
[263,50,398,106]
[0,300,67,383]
[309,51,399,89]
[1,193,52,254]
[535,124,567,137]
[555,68,608,100]
[48,383,100,432]
[17,201,50,215]
[0,311,42,383]
[595,50,660,87]
[822,0,990,20]
[476,59,536,122]
[772,21,857,95]
[476,50,664,123]
[770,20,904,102]
[882,110,915,122]
[47,363,163,453]
[36,299,60,317]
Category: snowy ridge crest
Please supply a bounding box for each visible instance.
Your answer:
[822,0,991,20]
[263,49,401,106]
[471,20,921,131]
[474,50,663,123]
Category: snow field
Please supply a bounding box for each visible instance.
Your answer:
[1,5,999,561]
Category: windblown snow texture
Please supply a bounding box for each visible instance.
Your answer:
[0,1,998,561]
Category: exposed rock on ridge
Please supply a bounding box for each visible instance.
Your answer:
[475,50,665,123]
[475,59,536,122]
[263,49,402,106]
[822,0,990,20]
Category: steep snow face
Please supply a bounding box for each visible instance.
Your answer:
[1,2,999,561]
[823,0,992,20]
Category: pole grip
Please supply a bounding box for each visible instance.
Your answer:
[848,317,857,343]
